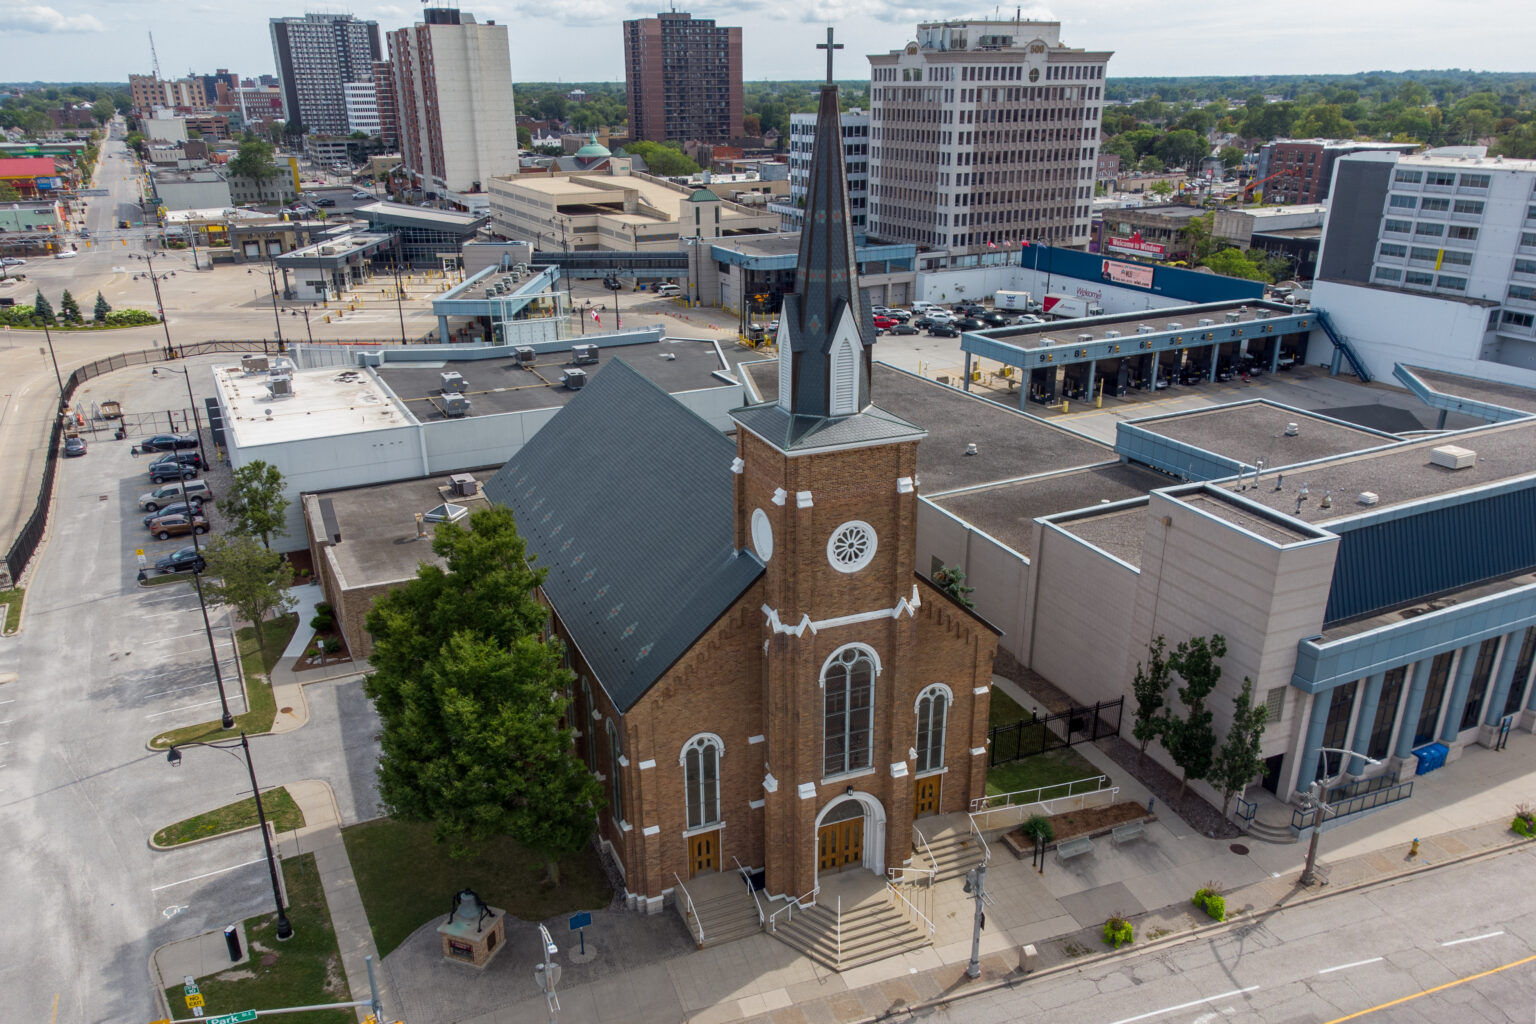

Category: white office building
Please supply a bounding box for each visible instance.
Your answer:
[1310,147,1536,384]
[867,20,1110,252]
[774,108,870,232]
[389,8,518,196]
[344,81,381,137]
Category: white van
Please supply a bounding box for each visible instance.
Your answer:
[655,283,681,297]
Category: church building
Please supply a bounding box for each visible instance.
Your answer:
[484,83,999,913]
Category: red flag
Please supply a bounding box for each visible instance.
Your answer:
[987,240,997,249]
[591,307,601,327]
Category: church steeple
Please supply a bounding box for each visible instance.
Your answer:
[776,46,874,420]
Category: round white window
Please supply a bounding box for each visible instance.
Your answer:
[751,508,773,562]
[827,520,877,573]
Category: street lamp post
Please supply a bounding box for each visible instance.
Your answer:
[1298,746,1382,886]
[130,251,177,356]
[40,321,65,408]
[962,863,991,979]
[391,233,408,344]
[166,733,292,940]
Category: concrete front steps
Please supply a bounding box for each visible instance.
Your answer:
[915,826,988,881]
[677,871,765,949]
[1245,817,1299,844]
[768,892,930,971]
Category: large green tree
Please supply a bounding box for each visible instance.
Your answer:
[1131,636,1171,760]
[200,534,296,645]
[216,460,290,549]
[228,138,279,182]
[1212,678,1269,818]
[624,140,701,177]
[1163,634,1227,805]
[364,505,602,875]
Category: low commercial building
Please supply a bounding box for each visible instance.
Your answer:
[0,157,63,198]
[354,201,487,267]
[1095,204,1209,262]
[150,169,232,212]
[1214,204,1328,282]
[273,231,396,301]
[1255,139,1417,204]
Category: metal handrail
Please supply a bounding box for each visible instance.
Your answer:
[1291,779,1414,831]
[912,822,939,883]
[970,774,1109,813]
[835,896,842,968]
[885,879,937,936]
[886,865,936,885]
[672,872,703,945]
[767,884,819,932]
[969,813,992,865]
[1235,795,1258,824]
[732,855,765,927]
[968,783,1119,833]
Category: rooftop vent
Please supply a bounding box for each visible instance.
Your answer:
[1136,324,1155,334]
[562,368,588,390]
[241,354,270,374]
[514,346,536,366]
[268,376,293,397]
[1039,338,1054,346]
[1077,333,1094,343]
[1357,491,1380,506]
[1197,318,1215,327]
[440,371,466,393]
[448,473,478,498]
[1430,445,1476,470]
[1104,329,1122,339]
[570,344,599,365]
[1224,311,1241,323]
[1166,322,1183,331]
[1284,422,1299,436]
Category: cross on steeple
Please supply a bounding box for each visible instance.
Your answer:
[817,27,843,85]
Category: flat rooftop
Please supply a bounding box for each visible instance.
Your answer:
[1134,402,1396,468]
[317,475,493,588]
[1055,506,1148,567]
[932,463,1166,554]
[1176,490,1316,545]
[214,364,406,447]
[743,361,1117,493]
[1405,366,1536,417]
[1227,418,1536,523]
[1322,567,1536,643]
[377,340,726,421]
[980,301,1292,351]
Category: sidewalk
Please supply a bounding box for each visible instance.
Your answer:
[268,582,368,736]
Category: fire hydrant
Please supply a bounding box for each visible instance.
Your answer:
[1410,837,1420,857]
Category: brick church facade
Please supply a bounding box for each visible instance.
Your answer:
[486,84,998,912]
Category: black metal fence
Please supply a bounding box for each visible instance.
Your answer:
[987,697,1124,766]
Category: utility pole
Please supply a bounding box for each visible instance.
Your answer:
[963,863,990,979]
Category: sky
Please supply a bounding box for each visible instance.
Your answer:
[3,0,1534,85]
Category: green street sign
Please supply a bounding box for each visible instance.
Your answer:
[202,1012,258,1024]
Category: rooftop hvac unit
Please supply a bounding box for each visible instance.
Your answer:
[1136,324,1155,334]
[571,344,599,365]
[1104,330,1122,338]
[1357,491,1380,506]
[440,371,467,393]
[514,346,536,366]
[1077,333,1094,343]
[562,368,588,390]
[1166,322,1183,331]
[1224,311,1241,322]
[448,473,478,497]
[1039,338,1055,346]
[441,392,470,417]
[1429,445,1476,470]
[1256,309,1271,319]
[241,354,270,374]
[268,376,294,397]
[1197,318,1215,327]
[1285,422,1299,436]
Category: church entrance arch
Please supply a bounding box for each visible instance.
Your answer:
[813,791,886,884]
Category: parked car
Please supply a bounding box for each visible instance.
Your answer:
[143,501,205,528]
[148,459,198,482]
[138,479,213,512]
[1011,314,1045,326]
[873,315,897,330]
[138,434,199,452]
[63,436,87,457]
[150,450,204,473]
[887,323,921,335]
[954,317,986,331]
[871,305,890,315]
[315,198,336,207]
[883,308,911,321]
[1,257,26,266]
[352,191,372,200]
[977,311,1010,327]
[153,545,205,575]
[147,512,209,541]
[928,323,961,337]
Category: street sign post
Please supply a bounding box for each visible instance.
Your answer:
[568,911,592,955]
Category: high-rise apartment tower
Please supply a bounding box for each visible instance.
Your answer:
[269,13,382,135]
[622,12,743,143]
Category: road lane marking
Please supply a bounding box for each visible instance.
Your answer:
[1106,987,1260,1024]
[1321,953,1536,1022]
[1319,957,1383,974]
[151,857,266,891]
[1441,931,1503,946]
[145,697,226,718]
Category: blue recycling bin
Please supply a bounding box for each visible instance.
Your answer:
[1411,742,1448,775]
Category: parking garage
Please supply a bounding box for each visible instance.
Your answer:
[959,300,1317,408]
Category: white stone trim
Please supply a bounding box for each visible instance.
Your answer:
[731,456,745,474]
[897,476,914,494]
[890,761,909,778]
[591,708,602,721]
[572,729,582,739]
[762,773,778,793]
[772,487,787,506]
[748,734,765,745]
[762,586,921,638]
[797,782,817,800]
[915,766,949,778]
[820,765,876,786]
[618,755,630,768]
[638,758,656,770]
[973,686,990,696]
[915,682,955,713]
[682,822,724,838]
[642,825,660,837]
[750,507,773,562]
[749,799,765,809]
[619,819,633,832]
[678,732,724,766]
[796,490,814,508]
[826,519,876,572]
[970,746,987,757]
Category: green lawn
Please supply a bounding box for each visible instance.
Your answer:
[986,747,1103,797]
[163,854,352,1024]
[151,613,297,748]
[989,686,1029,728]
[0,587,24,635]
[152,786,305,847]
[342,818,611,957]
[139,571,194,588]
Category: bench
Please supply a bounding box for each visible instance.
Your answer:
[1111,821,1147,846]
[1055,836,1094,861]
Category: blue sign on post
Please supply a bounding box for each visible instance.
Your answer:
[569,911,593,955]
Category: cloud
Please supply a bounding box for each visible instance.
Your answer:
[0,5,106,32]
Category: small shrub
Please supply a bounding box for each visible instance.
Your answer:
[314,601,332,615]
[310,610,334,633]
[322,636,342,655]
[1020,814,1055,845]
[1103,913,1134,949]
[1514,802,1536,838]
[1193,887,1226,921]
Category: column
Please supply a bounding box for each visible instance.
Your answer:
[1439,645,1479,743]
[963,351,972,392]
[1269,340,1282,373]
[1484,633,1521,728]
[1149,356,1161,391]
[1346,672,1385,774]
[1298,690,1331,792]
[1085,358,1097,399]
[1394,657,1434,759]
[1208,348,1219,382]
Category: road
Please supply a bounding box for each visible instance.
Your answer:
[919,844,1536,1024]
[0,431,380,1023]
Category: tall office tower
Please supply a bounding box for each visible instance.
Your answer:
[269,13,382,135]
[783,108,871,230]
[622,12,743,142]
[867,20,1110,251]
[129,75,208,117]
[371,60,399,150]
[389,8,518,195]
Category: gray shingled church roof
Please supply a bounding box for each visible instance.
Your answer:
[732,401,925,451]
[482,359,764,712]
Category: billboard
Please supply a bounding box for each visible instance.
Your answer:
[1102,260,1154,288]
[1106,232,1166,259]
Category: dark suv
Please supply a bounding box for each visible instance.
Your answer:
[148,459,198,482]
[139,434,199,452]
[143,500,204,528]
[151,451,204,473]
[154,545,205,574]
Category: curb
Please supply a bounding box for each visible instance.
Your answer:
[838,829,1536,1024]
[148,821,264,852]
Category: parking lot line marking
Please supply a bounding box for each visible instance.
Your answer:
[1441,931,1503,947]
[138,630,219,644]
[1319,957,1383,974]
[143,682,219,699]
[150,857,266,892]
[1106,987,1260,1024]
[145,697,226,718]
